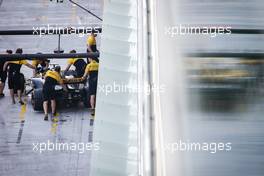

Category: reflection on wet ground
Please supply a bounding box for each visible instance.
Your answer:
[0,91,94,176]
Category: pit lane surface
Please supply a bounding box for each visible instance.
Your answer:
[0,93,93,176]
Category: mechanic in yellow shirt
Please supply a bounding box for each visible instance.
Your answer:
[82,57,99,116]
[86,32,99,63]
[64,50,87,78]
[86,32,97,52]
[3,48,35,104]
[43,66,67,121]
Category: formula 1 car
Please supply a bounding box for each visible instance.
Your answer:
[186,57,261,111]
[30,71,91,111]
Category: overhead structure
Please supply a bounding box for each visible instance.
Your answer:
[0,52,99,61]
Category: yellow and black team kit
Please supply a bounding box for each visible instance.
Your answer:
[43,70,63,101]
[85,60,99,95]
[86,35,99,63]
[87,35,97,52]
[0,60,7,84]
[7,60,27,90]
[67,58,87,78]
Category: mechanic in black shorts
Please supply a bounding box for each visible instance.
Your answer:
[0,50,12,97]
[64,50,87,78]
[82,57,99,116]
[43,66,67,121]
[3,48,35,104]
